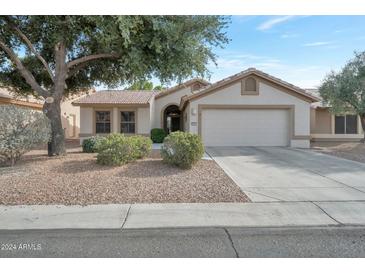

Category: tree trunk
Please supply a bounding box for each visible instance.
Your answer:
[361,114,365,143]
[43,98,66,156]
[43,41,68,156]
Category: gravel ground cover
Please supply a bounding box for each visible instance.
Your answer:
[0,140,249,205]
[311,141,365,164]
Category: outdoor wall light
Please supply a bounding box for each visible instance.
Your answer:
[191,108,197,116]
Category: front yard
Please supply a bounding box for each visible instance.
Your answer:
[0,140,249,205]
[311,141,365,164]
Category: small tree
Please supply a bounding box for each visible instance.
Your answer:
[0,16,229,156]
[319,51,365,141]
[0,105,51,166]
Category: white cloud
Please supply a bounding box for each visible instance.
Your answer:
[280,33,299,39]
[303,41,334,47]
[210,56,329,89]
[257,16,295,31]
[214,53,283,70]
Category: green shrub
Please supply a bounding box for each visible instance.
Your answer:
[96,134,152,166]
[96,134,133,166]
[128,135,152,159]
[0,105,51,166]
[150,128,167,143]
[161,131,204,169]
[82,136,104,153]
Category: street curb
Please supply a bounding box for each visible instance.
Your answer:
[2,201,364,230]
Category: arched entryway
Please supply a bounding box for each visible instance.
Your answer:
[163,104,182,133]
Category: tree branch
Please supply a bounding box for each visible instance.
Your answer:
[67,53,119,70]
[0,39,49,97]
[4,16,55,82]
[66,62,90,78]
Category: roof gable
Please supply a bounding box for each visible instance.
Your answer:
[155,78,210,99]
[180,68,320,109]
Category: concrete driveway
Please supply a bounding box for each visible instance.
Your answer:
[206,146,365,202]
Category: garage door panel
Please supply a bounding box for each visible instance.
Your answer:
[202,109,289,146]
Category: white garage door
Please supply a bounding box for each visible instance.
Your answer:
[201,109,290,146]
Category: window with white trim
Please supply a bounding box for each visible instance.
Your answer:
[120,111,136,134]
[335,115,358,134]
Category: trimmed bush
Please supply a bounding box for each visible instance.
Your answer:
[96,134,152,166]
[82,136,104,153]
[0,105,51,166]
[129,135,152,159]
[161,131,204,169]
[150,128,167,143]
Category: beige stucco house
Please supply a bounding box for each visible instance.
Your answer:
[75,68,348,148]
[0,87,93,139]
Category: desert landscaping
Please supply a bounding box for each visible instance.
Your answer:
[0,140,249,205]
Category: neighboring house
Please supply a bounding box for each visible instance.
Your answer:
[0,87,94,139]
[308,89,364,142]
[73,68,321,148]
[0,87,44,110]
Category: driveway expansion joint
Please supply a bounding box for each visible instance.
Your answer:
[311,202,344,226]
[121,204,132,229]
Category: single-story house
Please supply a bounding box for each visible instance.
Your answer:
[0,87,95,139]
[72,68,364,148]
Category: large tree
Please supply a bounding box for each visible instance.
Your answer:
[319,51,365,141]
[127,80,164,91]
[0,16,229,155]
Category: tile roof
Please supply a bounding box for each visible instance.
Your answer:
[0,87,44,104]
[305,88,328,108]
[73,90,156,105]
[154,78,210,99]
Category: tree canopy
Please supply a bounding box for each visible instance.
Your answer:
[0,16,229,98]
[319,51,365,140]
[0,15,229,155]
[127,80,164,91]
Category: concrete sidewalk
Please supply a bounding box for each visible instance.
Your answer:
[1,201,365,230]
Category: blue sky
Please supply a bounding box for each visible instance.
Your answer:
[204,15,365,89]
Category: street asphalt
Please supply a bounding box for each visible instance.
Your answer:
[1,226,365,258]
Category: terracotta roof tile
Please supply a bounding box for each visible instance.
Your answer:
[73,90,156,105]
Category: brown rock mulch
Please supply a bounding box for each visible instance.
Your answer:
[311,141,365,164]
[0,146,249,205]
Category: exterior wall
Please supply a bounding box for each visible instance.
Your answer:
[311,108,332,134]
[153,87,193,129]
[137,107,151,134]
[183,103,190,132]
[149,96,155,134]
[79,107,93,140]
[310,107,364,141]
[60,99,80,139]
[79,105,150,143]
[187,81,311,148]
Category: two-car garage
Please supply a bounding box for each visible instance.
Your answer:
[200,108,291,147]
[180,68,318,148]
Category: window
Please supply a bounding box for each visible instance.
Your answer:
[335,115,358,134]
[120,111,135,134]
[95,111,111,133]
